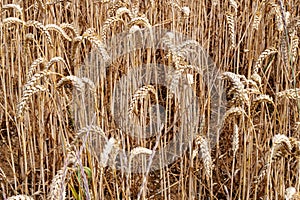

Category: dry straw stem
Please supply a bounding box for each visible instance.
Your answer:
[47,169,67,200]
[128,85,157,119]
[277,88,300,99]
[195,135,212,177]
[253,47,277,74]
[45,24,73,42]
[6,195,34,200]
[225,12,236,48]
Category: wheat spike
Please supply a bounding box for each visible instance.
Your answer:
[100,137,118,168]
[250,73,262,86]
[72,125,107,144]
[129,17,152,29]
[226,12,236,48]
[285,187,300,200]
[232,123,239,156]
[45,24,72,41]
[25,20,53,47]
[17,85,48,117]
[229,0,238,13]
[290,31,299,62]
[101,17,123,42]
[129,147,153,161]
[7,195,34,200]
[270,134,292,163]
[289,137,300,158]
[3,4,23,15]
[3,17,25,26]
[60,23,79,37]
[128,85,157,120]
[252,94,274,109]
[195,135,212,177]
[253,47,277,74]
[45,56,67,70]
[26,58,46,81]
[47,169,67,200]
[277,88,300,100]
[82,29,111,62]
[223,107,245,122]
[116,7,133,19]
[57,75,85,92]
[253,162,270,184]
[252,11,262,30]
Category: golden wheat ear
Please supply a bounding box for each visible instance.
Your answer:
[6,195,34,200]
[195,135,213,177]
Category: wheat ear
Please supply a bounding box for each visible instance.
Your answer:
[128,85,157,120]
[25,20,53,47]
[225,12,236,48]
[2,4,23,16]
[45,24,72,42]
[253,47,277,74]
[60,23,80,37]
[7,195,34,200]
[195,135,212,177]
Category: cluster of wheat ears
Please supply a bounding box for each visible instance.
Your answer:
[1,0,300,199]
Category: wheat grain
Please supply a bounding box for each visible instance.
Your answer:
[101,17,123,42]
[57,75,85,92]
[229,0,238,14]
[72,125,107,144]
[223,107,245,122]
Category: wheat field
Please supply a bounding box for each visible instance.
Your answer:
[1,0,300,199]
